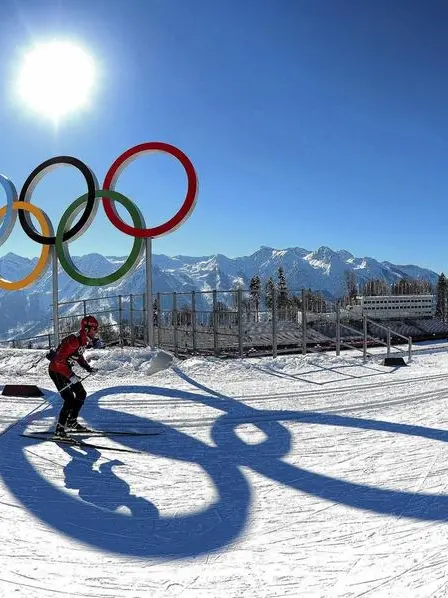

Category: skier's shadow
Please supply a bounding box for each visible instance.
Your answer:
[61,445,159,522]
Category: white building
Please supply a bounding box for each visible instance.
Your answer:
[354,294,435,320]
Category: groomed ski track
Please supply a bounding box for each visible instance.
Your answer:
[0,345,448,596]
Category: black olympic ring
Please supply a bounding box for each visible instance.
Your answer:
[18,156,98,245]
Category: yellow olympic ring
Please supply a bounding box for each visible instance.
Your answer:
[0,202,52,291]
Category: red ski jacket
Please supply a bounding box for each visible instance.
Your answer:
[48,333,92,379]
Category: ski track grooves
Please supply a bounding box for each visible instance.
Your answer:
[98,371,448,409]
[122,387,448,430]
[232,371,448,402]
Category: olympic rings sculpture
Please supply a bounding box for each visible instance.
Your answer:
[0,142,198,290]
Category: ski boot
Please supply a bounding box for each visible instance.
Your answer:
[66,420,91,433]
[53,424,68,439]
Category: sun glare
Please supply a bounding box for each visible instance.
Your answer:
[16,40,96,122]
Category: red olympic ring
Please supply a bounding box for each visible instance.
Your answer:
[102,142,198,238]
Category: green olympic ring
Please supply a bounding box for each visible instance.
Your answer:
[56,190,145,286]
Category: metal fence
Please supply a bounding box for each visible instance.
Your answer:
[0,289,415,363]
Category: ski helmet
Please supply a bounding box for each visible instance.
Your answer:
[81,315,99,334]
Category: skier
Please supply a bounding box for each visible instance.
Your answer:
[48,315,99,439]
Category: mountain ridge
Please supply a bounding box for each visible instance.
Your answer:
[0,245,439,339]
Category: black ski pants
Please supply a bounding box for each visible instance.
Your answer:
[49,369,87,427]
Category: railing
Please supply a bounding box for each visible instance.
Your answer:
[1,288,441,362]
[362,317,412,363]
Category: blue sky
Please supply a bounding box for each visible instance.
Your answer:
[0,0,447,273]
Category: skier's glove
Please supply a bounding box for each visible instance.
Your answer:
[69,374,80,385]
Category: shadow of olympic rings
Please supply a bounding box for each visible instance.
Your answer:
[1,373,448,558]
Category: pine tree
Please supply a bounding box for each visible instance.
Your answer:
[415,279,433,294]
[289,294,301,318]
[249,275,261,322]
[241,297,252,322]
[362,279,390,296]
[436,273,447,321]
[231,281,243,310]
[345,270,358,304]
[306,288,313,311]
[265,278,275,311]
[392,278,413,295]
[277,267,289,319]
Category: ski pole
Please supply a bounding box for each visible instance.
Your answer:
[58,372,92,395]
[32,352,48,367]
[14,351,48,376]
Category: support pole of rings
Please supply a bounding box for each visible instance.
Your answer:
[51,246,60,347]
[145,237,154,348]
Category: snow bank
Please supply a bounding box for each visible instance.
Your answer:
[0,347,175,379]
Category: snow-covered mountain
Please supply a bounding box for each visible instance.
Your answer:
[0,246,439,338]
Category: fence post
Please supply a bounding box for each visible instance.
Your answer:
[173,292,178,357]
[408,336,412,363]
[363,315,367,363]
[118,295,123,346]
[157,293,161,348]
[272,287,278,358]
[142,292,147,345]
[387,328,391,358]
[51,246,60,347]
[129,294,134,346]
[238,288,244,357]
[83,300,87,317]
[336,301,341,356]
[301,289,307,355]
[192,291,197,354]
[213,290,219,356]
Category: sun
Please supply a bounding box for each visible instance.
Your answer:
[16,40,96,122]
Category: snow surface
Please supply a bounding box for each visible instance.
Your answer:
[1,344,448,596]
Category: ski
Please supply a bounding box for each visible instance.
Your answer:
[35,429,162,437]
[20,433,142,454]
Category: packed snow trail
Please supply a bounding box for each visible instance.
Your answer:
[0,345,447,596]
